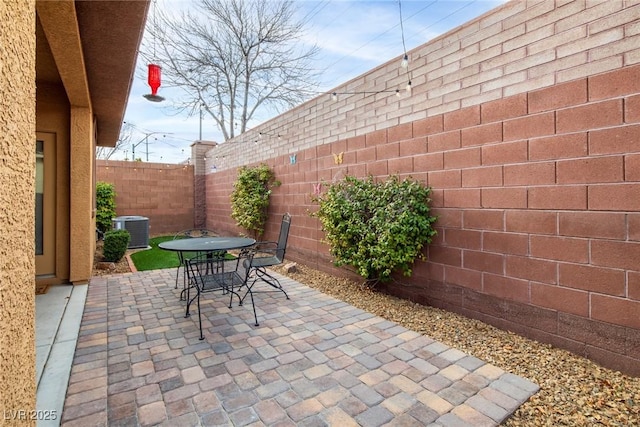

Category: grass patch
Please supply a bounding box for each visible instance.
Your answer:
[130,235,235,271]
[130,236,182,271]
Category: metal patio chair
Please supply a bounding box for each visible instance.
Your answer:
[240,213,292,305]
[173,228,216,289]
[173,229,218,292]
[184,252,249,339]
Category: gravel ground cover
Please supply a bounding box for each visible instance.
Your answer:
[93,246,639,425]
[272,264,640,426]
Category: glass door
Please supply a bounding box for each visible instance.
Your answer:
[35,132,56,276]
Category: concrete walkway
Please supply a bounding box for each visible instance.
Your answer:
[36,283,87,427]
[58,267,538,426]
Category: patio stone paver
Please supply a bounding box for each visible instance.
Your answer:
[61,267,538,426]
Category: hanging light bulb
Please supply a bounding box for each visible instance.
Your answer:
[406,80,412,93]
[396,89,401,98]
[401,54,409,69]
[331,92,338,102]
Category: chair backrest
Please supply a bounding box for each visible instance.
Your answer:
[275,213,291,262]
[185,252,226,291]
[174,229,214,239]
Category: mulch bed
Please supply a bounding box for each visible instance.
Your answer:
[92,250,640,425]
[93,240,140,276]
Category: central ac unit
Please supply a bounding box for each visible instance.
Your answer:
[112,216,149,249]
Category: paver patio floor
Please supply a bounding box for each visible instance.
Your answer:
[61,266,538,426]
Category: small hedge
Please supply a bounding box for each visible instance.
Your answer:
[103,229,130,262]
[96,182,116,235]
[230,163,279,238]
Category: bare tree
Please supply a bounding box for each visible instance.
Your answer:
[142,0,319,141]
[96,122,134,160]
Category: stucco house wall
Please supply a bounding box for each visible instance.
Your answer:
[1,1,148,421]
[0,0,37,421]
[32,0,149,287]
[200,0,640,375]
[35,82,72,283]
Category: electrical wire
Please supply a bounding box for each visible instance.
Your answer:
[299,0,332,26]
[129,0,499,149]
[398,0,407,59]
[317,0,438,85]
[411,0,479,44]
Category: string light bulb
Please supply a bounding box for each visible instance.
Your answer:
[401,54,409,69]
[331,92,338,102]
[406,80,412,93]
[396,89,401,98]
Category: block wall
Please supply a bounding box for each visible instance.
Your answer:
[96,160,195,235]
[191,141,218,228]
[204,0,640,171]
[202,0,640,375]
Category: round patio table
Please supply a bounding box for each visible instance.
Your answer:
[159,236,256,301]
[160,236,257,339]
[158,236,256,253]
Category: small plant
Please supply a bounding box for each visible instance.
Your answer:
[312,175,437,286]
[96,181,117,235]
[230,163,280,238]
[102,229,130,262]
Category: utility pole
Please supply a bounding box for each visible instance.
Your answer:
[199,103,204,141]
[131,131,170,161]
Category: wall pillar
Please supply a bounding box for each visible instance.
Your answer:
[191,141,217,229]
[69,106,94,284]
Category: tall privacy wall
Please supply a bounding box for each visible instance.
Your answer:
[202,0,640,375]
[96,160,195,235]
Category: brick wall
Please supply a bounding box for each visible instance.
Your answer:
[191,141,217,228]
[201,1,640,375]
[96,160,195,235]
[202,0,640,172]
[206,70,640,375]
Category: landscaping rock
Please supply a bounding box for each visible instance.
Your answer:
[97,261,116,271]
[283,262,297,273]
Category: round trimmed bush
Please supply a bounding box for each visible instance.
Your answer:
[103,229,131,262]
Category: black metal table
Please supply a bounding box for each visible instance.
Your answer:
[159,236,257,337]
[159,236,256,253]
[159,236,256,298]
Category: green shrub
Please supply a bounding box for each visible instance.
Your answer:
[102,229,130,262]
[230,163,279,238]
[312,175,437,286]
[96,181,116,235]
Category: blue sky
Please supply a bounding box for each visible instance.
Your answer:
[119,0,506,163]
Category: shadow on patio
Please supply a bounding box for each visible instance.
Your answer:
[58,266,537,426]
